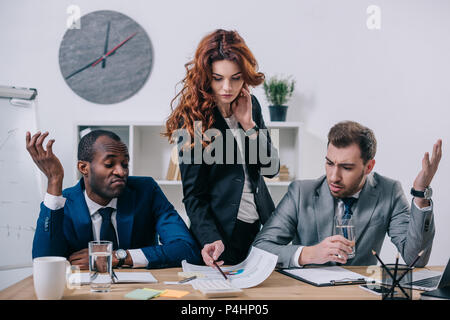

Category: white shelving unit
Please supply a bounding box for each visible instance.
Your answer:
[75,121,303,225]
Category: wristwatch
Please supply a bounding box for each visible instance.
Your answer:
[410,186,433,200]
[115,249,127,268]
[244,124,259,137]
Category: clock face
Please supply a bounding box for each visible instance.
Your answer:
[59,10,153,104]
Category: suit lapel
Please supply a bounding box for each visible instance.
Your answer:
[116,185,136,250]
[352,173,380,243]
[70,179,93,245]
[313,178,335,242]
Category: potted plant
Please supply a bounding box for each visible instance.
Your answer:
[263,75,295,121]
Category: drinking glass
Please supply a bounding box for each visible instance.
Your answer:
[334,216,356,259]
[89,240,112,292]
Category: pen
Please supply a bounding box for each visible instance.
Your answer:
[383,250,424,299]
[406,250,424,270]
[390,252,400,299]
[178,275,197,283]
[213,260,228,280]
[330,278,369,286]
[372,249,410,299]
[371,249,395,280]
[111,269,118,283]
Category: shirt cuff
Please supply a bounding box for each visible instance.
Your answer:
[291,246,305,268]
[413,199,433,212]
[43,192,66,210]
[128,249,149,268]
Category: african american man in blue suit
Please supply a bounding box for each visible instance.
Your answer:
[27,129,201,269]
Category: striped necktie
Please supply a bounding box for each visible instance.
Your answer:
[341,197,357,219]
[340,197,357,238]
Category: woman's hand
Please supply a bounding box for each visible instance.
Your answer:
[201,240,225,267]
[232,84,255,131]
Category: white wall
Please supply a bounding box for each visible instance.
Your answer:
[1,0,449,284]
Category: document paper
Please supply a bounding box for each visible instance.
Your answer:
[282,266,375,286]
[182,246,278,290]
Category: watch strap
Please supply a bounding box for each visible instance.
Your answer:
[117,258,125,268]
[115,250,127,268]
[410,187,432,199]
[411,188,424,197]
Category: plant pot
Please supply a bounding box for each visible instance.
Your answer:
[268,105,288,121]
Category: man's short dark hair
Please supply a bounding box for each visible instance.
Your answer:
[78,130,122,162]
[327,121,377,163]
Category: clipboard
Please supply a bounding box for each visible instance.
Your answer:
[277,266,375,287]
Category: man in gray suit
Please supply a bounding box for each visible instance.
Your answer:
[254,121,442,267]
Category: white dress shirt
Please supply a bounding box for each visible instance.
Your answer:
[290,190,432,267]
[43,192,148,267]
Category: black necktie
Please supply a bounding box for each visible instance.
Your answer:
[98,207,118,250]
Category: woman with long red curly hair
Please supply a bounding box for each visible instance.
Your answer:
[164,29,279,266]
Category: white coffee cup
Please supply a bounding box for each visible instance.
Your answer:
[33,256,71,300]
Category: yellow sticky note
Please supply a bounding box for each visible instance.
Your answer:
[159,289,190,298]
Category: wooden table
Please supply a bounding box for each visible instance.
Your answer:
[0,266,442,300]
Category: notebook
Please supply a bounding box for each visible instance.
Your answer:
[407,257,450,291]
[420,286,450,300]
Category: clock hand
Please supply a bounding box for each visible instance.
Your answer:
[64,56,102,80]
[65,32,137,80]
[92,32,137,67]
[102,21,111,69]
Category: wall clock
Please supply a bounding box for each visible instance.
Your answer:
[59,10,153,104]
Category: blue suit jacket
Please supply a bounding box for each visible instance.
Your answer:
[32,176,202,268]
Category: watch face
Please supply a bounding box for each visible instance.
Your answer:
[59,10,153,104]
[116,249,127,259]
[424,188,432,199]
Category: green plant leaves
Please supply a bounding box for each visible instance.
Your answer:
[263,75,295,106]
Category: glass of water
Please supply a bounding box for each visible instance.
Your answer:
[334,216,356,259]
[89,240,112,292]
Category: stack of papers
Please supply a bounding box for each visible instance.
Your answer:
[181,246,278,297]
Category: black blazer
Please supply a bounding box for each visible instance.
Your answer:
[178,95,280,247]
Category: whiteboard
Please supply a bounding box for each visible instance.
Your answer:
[0,93,42,270]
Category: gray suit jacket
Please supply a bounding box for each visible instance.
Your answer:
[253,172,435,268]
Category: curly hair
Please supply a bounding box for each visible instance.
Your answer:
[163,29,264,147]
